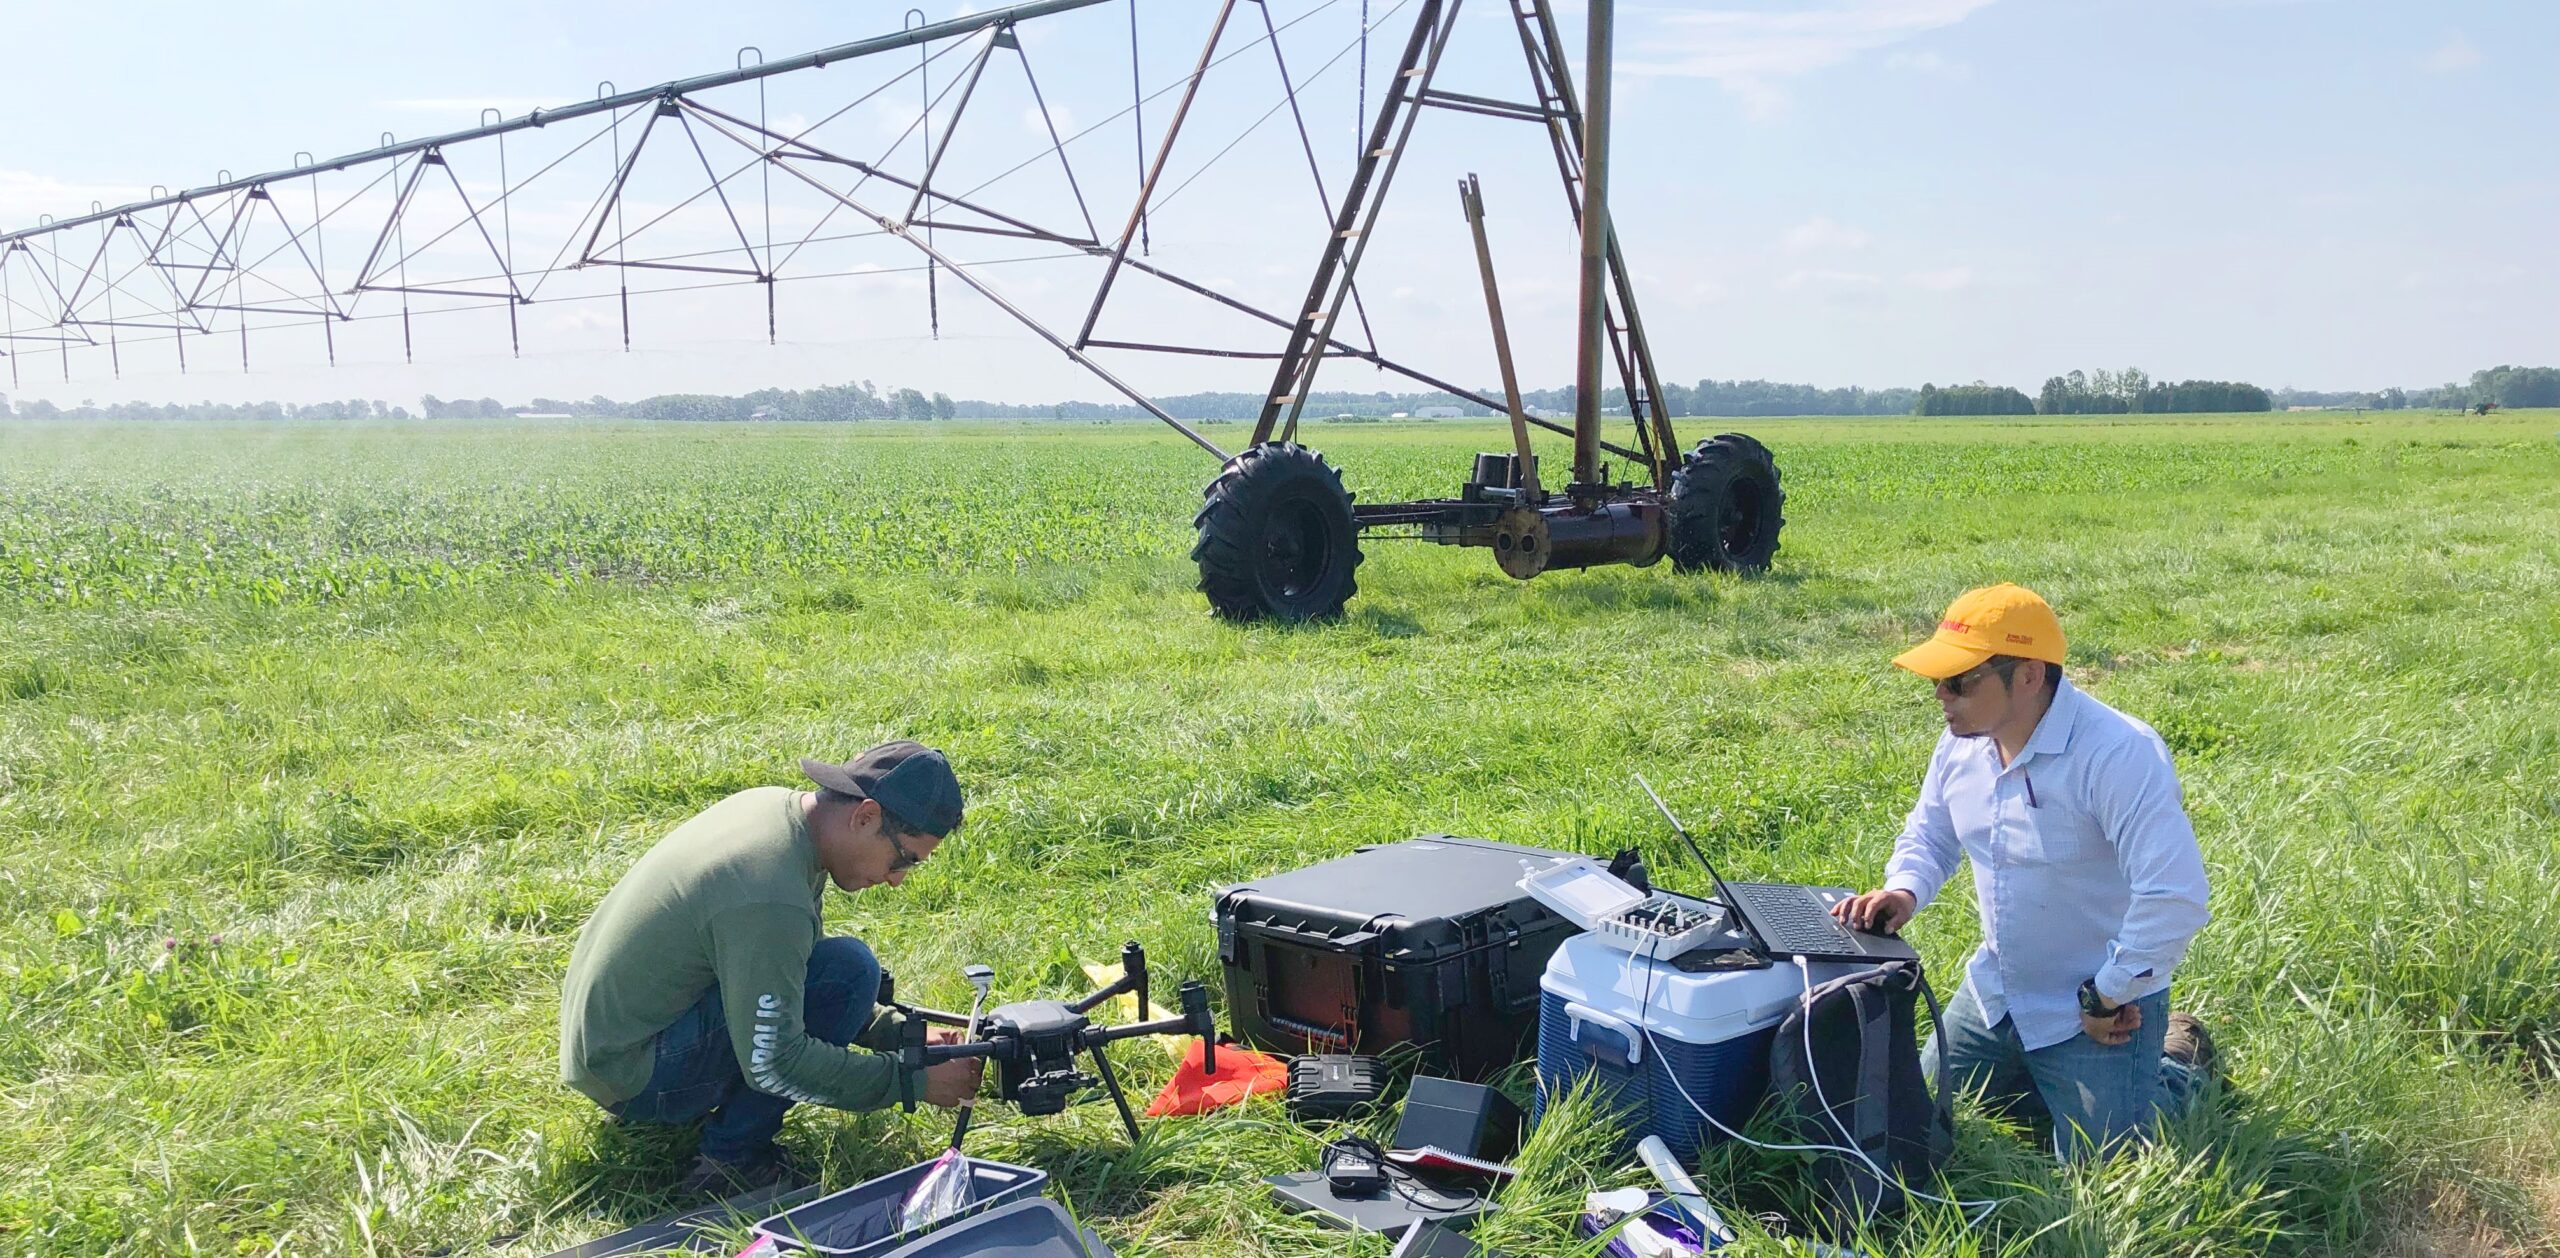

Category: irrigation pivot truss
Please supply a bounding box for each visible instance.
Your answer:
[0,0,1786,621]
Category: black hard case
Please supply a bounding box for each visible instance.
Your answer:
[1215,835,1577,1080]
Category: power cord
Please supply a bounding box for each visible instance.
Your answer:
[1617,938,2008,1231]
[1788,956,2005,1228]
[1322,1133,1389,1195]
[1322,1134,1482,1212]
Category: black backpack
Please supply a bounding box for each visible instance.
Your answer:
[1766,960,1954,1227]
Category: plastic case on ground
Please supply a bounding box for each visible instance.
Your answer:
[1534,904,1861,1161]
[873,1198,1114,1258]
[1215,835,1578,1079]
[753,1157,1048,1256]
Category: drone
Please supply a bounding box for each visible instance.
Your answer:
[880,941,1218,1144]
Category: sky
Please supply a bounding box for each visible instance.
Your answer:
[0,0,2552,410]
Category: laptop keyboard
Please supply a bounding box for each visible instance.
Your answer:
[1739,884,1862,954]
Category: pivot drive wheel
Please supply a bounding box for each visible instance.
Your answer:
[1667,433,1784,573]
[1192,443,1363,622]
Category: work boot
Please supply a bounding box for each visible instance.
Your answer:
[674,1148,807,1198]
[2164,1012,2218,1079]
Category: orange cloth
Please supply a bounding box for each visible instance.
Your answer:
[1144,1039,1289,1117]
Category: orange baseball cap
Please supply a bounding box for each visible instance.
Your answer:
[1892,583,2066,679]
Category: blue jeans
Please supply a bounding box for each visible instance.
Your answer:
[1923,981,2195,1159]
[610,936,882,1164]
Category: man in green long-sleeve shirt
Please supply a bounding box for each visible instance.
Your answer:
[560,741,982,1192]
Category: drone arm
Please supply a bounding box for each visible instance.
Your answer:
[909,1040,1012,1063]
[1084,1017,1180,1043]
[1066,940,1152,1016]
[876,965,976,1026]
[1084,979,1220,1072]
[876,991,975,1028]
[1066,969,1137,1015]
[1065,987,1124,1016]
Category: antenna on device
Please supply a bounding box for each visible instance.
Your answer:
[1633,771,1716,875]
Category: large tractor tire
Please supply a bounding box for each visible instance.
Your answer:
[1666,433,1784,573]
[1192,443,1364,622]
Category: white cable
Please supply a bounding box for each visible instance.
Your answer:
[1633,953,1863,1157]
[1788,956,2007,1227]
[1619,943,2005,1231]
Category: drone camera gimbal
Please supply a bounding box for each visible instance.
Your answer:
[881,941,1218,1143]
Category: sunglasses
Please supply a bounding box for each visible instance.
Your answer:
[1936,658,2020,697]
[884,827,930,872]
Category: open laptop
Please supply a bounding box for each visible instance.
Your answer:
[1634,774,1919,966]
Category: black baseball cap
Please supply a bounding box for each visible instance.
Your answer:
[800,741,964,836]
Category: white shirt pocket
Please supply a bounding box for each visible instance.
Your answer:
[2004,774,2090,864]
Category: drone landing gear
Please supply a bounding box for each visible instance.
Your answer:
[1085,1039,1142,1144]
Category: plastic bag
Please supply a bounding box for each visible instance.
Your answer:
[1582,1188,1707,1258]
[897,1147,976,1234]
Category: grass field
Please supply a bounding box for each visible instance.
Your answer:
[3,412,2557,1257]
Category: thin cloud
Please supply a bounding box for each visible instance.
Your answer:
[1724,78,1791,121]
[1783,216,1873,254]
[2420,31,2480,73]
[1904,266,1975,291]
[1779,268,1884,292]
[1623,0,1997,114]
[1886,49,1971,80]
[1023,103,1076,138]
[544,307,619,333]
[0,169,149,223]
[1674,277,1733,307]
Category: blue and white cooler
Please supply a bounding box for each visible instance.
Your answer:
[1532,899,1859,1162]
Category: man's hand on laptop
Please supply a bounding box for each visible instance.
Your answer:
[1831,888,1917,935]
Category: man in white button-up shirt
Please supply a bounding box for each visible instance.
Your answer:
[1834,583,2216,1158]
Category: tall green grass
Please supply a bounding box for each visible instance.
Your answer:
[1,413,2554,1255]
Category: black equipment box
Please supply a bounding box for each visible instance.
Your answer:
[1289,1054,1389,1120]
[1216,836,1578,1080]
[1395,1076,1522,1162]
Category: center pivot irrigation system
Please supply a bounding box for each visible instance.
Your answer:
[0,0,1782,621]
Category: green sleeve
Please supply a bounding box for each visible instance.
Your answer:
[709,907,924,1112]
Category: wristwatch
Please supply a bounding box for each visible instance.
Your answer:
[2077,978,2114,1018]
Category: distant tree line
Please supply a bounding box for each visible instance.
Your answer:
[1916,382,2037,415]
[577,383,960,422]
[2031,368,2270,415]
[2275,366,2560,412]
[6,365,2548,423]
[1623,379,1922,417]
